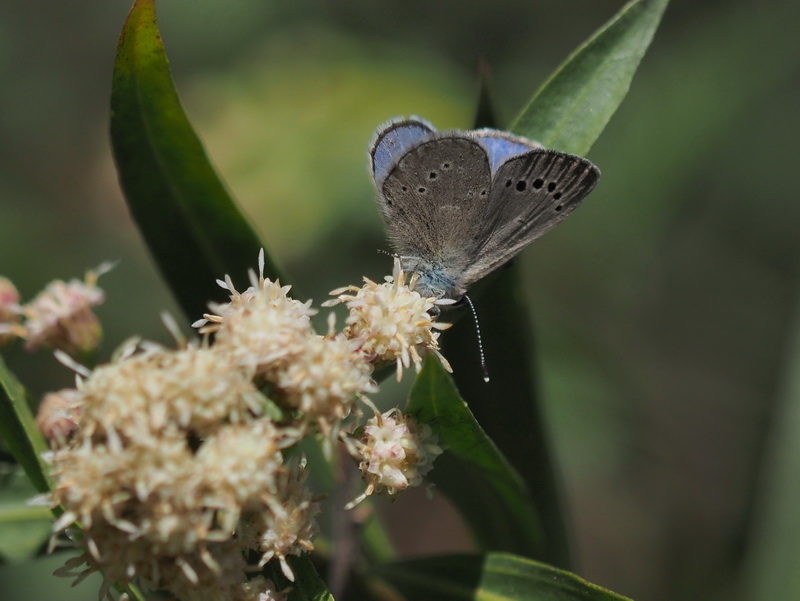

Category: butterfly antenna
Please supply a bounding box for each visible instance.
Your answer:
[463,295,490,383]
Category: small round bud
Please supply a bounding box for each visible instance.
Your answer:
[36,389,83,445]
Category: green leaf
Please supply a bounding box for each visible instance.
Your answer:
[0,467,52,561]
[277,555,334,601]
[473,58,500,130]
[110,0,288,323]
[0,355,50,494]
[510,0,670,155]
[407,357,545,557]
[372,553,633,601]
[440,270,571,566]
[438,0,671,568]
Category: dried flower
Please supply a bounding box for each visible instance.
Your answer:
[324,258,451,381]
[0,276,20,345]
[347,408,443,508]
[36,388,83,445]
[14,263,112,357]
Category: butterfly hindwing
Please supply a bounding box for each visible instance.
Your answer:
[370,118,435,190]
[470,129,543,174]
[376,135,494,271]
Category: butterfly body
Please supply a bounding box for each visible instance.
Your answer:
[370,117,600,304]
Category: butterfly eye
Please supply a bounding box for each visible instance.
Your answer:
[417,187,427,193]
[441,162,451,170]
[547,182,557,192]
[515,181,527,192]
[429,171,437,179]
[532,179,544,189]
[555,205,563,212]
[553,192,562,200]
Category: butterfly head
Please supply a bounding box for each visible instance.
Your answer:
[399,256,466,315]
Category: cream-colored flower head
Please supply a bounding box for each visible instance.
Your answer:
[47,335,317,600]
[0,276,20,345]
[346,408,443,508]
[246,457,319,581]
[324,258,452,381]
[195,420,287,527]
[10,263,112,357]
[78,344,265,440]
[194,250,316,377]
[269,331,376,434]
[50,432,203,557]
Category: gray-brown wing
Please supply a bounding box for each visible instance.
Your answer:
[377,135,494,271]
[461,149,599,286]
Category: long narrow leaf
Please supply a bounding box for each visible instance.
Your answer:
[441,270,571,566]
[441,0,671,568]
[510,0,670,155]
[0,355,50,494]
[408,357,545,556]
[373,553,633,601]
[0,468,52,560]
[110,0,287,322]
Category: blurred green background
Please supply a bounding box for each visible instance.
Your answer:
[2,0,799,599]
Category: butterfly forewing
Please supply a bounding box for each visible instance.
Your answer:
[461,150,599,285]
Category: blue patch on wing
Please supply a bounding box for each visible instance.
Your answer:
[472,129,542,175]
[370,118,435,187]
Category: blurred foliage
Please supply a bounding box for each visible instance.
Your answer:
[1,0,799,600]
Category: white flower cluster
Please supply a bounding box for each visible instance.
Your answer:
[47,341,308,601]
[37,251,447,601]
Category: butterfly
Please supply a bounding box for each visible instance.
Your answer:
[369,117,600,305]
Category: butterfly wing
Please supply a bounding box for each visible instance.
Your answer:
[372,131,494,295]
[471,128,543,174]
[370,117,436,190]
[461,149,600,286]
